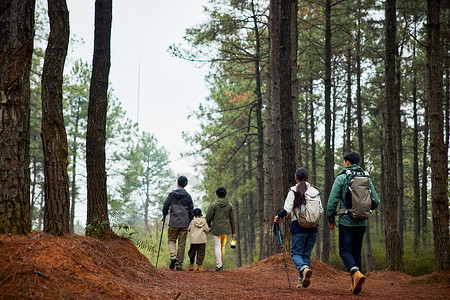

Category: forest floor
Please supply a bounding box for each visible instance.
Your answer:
[0,232,449,299]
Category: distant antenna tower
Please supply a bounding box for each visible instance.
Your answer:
[137,55,141,125]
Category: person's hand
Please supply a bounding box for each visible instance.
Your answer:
[328,223,335,230]
[274,215,280,223]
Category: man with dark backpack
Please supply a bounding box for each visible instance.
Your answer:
[327,152,380,295]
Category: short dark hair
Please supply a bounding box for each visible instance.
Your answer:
[344,152,360,165]
[216,187,227,198]
[177,175,188,187]
[193,208,202,217]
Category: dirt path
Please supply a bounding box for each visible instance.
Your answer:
[0,232,448,299]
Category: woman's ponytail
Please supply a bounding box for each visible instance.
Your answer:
[293,168,308,208]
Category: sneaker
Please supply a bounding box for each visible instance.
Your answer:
[169,257,177,270]
[351,271,365,295]
[302,268,312,288]
[296,279,304,289]
[214,266,223,271]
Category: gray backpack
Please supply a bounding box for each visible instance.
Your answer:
[337,170,372,220]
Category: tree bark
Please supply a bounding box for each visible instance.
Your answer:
[321,0,332,264]
[427,0,449,271]
[291,0,301,168]
[86,0,112,229]
[250,0,265,246]
[0,0,34,234]
[421,105,428,235]
[70,101,81,234]
[384,0,403,271]
[262,0,282,259]
[279,0,297,246]
[345,49,352,154]
[412,17,420,251]
[41,0,70,235]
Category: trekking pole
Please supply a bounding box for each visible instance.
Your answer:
[155,215,166,268]
[274,222,292,290]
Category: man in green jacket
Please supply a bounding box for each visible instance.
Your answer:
[327,152,380,295]
[206,187,235,271]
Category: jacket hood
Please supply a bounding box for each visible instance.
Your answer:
[171,188,189,198]
[338,164,365,175]
[216,198,230,207]
[192,218,207,228]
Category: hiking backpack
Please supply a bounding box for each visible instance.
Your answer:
[292,186,321,228]
[337,170,372,220]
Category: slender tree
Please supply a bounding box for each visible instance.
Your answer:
[41,0,70,235]
[384,0,403,271]
[86,0,113,230]
[279,0,297,244]
[427,0,449,271]
[321,0,332,264]
[0,0,35,234]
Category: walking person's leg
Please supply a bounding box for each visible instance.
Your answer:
[167,226,179,269]
[339,224,357,271]
[219,235,227,265]
[176,227,188,270]
[350,226,366,295]
[291,233,306,288]
[188,244,196,270]
[213,235,223,270]
[351,226,366,272]
[197,243,206,271]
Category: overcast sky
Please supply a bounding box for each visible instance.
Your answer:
[66,0,209,177]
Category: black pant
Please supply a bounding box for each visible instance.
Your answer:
[339,224,366,272]
[188,243,206,265]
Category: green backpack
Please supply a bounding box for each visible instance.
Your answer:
[337,170,372,220]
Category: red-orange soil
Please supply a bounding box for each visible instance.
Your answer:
[1,232,449,299]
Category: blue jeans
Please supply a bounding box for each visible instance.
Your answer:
[291,232,317,279]
[339,224,366,273]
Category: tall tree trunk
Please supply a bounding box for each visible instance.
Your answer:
[427,0,450,271]
[412,18,420,252]
[250,0,265,244]
[86,0,112,230]
[321,0,332,264]
[70,102,81,234]
[247,140,255,263]
[356,0,365,170]
[0,0,34,234]
[395,46,404,248]
[345,49,352,154]
[445,70,449,182]
[42,0,70,235]
[421,106,428,236]
[233,161,242,267]
[310,79,317,187]
[384,0,403,271]
[31,156,37,226]
[279,0,297,246]
[262,0,283,259]
[291,0,301,167]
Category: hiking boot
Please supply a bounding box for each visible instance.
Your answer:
[197,265,202,271]
[176,266,182,271]
[169,257,177,270]
[189,264,194,271]
[302,268,312,288]
[214,266,223,271]
[351,271,365,295]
